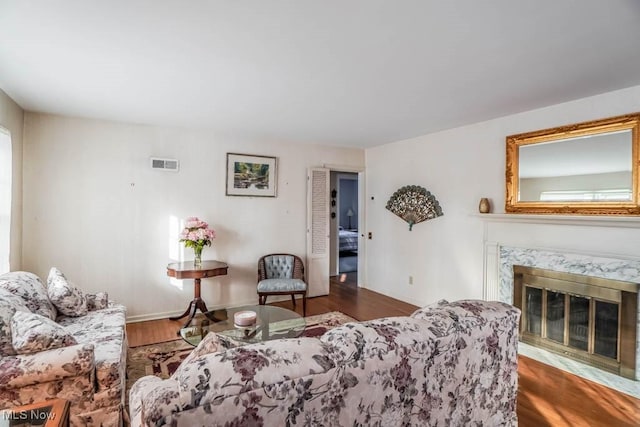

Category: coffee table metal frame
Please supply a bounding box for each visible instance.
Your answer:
[180,305,305,346]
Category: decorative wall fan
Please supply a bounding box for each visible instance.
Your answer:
[385,185,443,230]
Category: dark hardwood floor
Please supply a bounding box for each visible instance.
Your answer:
[126,273,640,426]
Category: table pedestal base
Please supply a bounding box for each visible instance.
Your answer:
[169,297,209,331]
[166,261,229,334]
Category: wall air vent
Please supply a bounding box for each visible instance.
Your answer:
[150,157,179,172]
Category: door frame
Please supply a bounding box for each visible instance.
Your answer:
[323,164,365,288]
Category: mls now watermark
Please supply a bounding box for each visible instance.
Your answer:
[0,408,57,425]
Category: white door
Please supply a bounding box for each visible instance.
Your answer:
[306,167,330,297]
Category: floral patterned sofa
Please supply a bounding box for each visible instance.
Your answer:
[130,299,520,426]
[0,270,127,426]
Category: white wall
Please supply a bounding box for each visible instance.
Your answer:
[0,130,11,273]
[365,84,640,306]
[22,113,364,320]
[0,89,24,271]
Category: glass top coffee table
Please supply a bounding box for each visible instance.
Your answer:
[180,305,306,346]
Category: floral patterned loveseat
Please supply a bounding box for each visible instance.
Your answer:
[0,271,127,426]
[131,299,520,426]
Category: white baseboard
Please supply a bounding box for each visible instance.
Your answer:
[126,309,184,323]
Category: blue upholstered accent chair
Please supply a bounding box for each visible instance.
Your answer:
[257,254,307,316]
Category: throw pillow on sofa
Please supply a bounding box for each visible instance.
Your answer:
[172,331,240,378]
[47,267,88,317]
[11,310,78,355]
[0,271,57,320]
[0,289,31,356]
[86,292,109,311]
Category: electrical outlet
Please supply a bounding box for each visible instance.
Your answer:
[409,275,413,285]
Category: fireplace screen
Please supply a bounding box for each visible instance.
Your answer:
[514,266,638,379]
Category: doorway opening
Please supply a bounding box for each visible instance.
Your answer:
[307,166,364,296]
[330,172,358,285]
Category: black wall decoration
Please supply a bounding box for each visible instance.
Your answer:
[330,189,337,219]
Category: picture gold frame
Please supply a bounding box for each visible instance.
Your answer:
[505,113,640,215]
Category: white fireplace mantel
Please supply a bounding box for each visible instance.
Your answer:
[479,214,640,397]
[474,213,640,229]
[478,213,640,305]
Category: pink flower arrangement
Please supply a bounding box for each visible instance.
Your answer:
[179,217,216,250]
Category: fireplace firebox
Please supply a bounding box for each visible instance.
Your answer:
[513,266,638,380]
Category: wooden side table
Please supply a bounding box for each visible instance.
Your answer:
[167,260,228,330]
[1,399,70,427]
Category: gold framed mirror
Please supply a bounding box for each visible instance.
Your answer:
[506,113,640,215]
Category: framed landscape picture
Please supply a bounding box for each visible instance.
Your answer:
[226,153,278,197]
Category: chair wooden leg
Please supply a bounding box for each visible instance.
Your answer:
[259,295,266,305]
[302,294,307,317]
[291,294,296,308]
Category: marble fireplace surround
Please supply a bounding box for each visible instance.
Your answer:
[480,215,640,398]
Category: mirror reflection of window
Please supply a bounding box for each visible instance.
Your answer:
[539,189,633,202]
[518,130,632,202]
